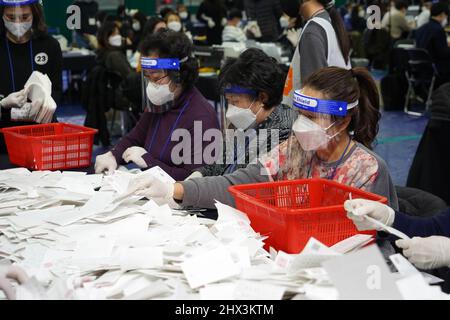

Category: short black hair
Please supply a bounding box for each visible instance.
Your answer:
[143,17,166,35]
[394,0,409,11]
[219,48,285,109]
[227,8,243,20]
[160,7,175,18]
[431,2,450,16]
[139,30,198,90]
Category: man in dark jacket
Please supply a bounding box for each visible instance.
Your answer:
[415,2,450,79]
[244,0,283,42]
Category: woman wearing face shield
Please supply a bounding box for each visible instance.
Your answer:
[94,30,220,181]
[187,48,295,179]
[131,67,398,211]
[280,0,352,106]
[0,0,62,155]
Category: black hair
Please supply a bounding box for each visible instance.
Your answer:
[394,0,408,11]
[281,0,301,18]
[97,21,119,49]
[227,8,243,20]
[431,2,450,16]
[160,7,175,18]
[218,48,285,110]
[303,67,381,149]
[139,30,198,90]
[143,16,166,36]
[318,0,351,64]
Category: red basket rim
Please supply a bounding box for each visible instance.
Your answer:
[0,123,98,139]
[228,178,388,215]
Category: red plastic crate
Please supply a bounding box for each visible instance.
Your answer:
[1,123,98,171]
[229,179,387,253]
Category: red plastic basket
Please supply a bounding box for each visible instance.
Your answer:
[229,179,387,254]
[1,123,98,171]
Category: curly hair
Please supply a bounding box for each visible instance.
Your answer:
[218,48,285,109]
[139,30,198,90]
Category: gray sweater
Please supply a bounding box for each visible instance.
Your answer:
[180,142,399,210]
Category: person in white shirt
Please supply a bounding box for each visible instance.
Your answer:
[222,8,247,42]
[416,1,432,28]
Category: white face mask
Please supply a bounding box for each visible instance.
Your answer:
[146,82,175,106]
[279,16,289,28]
[132,21,141,31]
[226,100,261,130]
[167,21,182,32]
[292,115,338,151]
[108,34,122,47]
[3,18,32,39]
[179,12,188,20]
[358,10,365,18]
[441,17,448,28]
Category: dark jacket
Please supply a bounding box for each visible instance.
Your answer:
[196,0,227,45]
[415,19,450,75]
[110,87,220,181]
[394,207,450,238]
[96,47,133,80]
[407,83,450,204]
[244,0,283,42]
[198,103,295,177]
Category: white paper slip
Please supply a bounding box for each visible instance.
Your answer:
[199,283,236,300]
[119,247,164,271]
[389,253,420,277]
[330,234,374,254]
[181,246,240,289]
[233,280,286,300]
[365,216,411,240]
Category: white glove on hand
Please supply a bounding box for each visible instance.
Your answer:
[344,199,395,231]
[396,236,450,270]
[11,99,44,122]
[0,266,29,300]
[202,15,216,28]
[94,151,118,175]
[0,90,27,109]
[122,146,148,169]
[133,175,180,209]
[286,28,301,47]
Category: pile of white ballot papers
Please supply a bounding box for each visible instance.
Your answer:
[0,166,449,300]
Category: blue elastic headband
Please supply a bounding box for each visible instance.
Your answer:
[0,0,40,5]
[223,86,257,96]
[141,57,189,70]
[293,90,358,117]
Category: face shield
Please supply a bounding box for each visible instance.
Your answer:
[141,56,186,114]
[266,89,358,181]
[222,86,260,130]
[1,0,38,41]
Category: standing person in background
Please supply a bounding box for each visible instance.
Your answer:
[129,11,147,52]
[197,0,227,45]
[281,0,351,107]
[0,0,62,154]
[416,1,432,28]
[244,0,283,42]
[415,2,450,83]
[381,0,414,41]
[350,4,367,32]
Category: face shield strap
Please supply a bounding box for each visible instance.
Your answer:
[141,56,189,71]
[293,91,358,117]
[223,86,257,96]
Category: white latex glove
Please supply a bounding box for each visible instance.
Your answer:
[185,171,204,181]
[0,90,27,109]
[122,146,148,169]
[10,99,44,122]
[344,199,395,231]
[396,236,450,270]
[94,151,118,175]
[244,21,262,38]
[221,17,227,27]
[0,266,29,300]
[133,175,180,209]
[202,14,216,28]
[286,28,301,47]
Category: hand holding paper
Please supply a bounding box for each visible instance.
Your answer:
[0,90,27,109]
[95,152,118,175]
[344,199,395,231]
[396,236,450,270]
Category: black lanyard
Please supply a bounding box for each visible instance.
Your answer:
[5,38,35,92]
